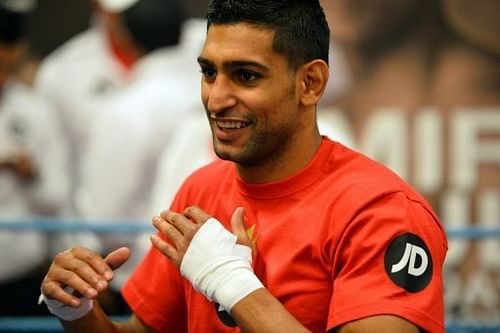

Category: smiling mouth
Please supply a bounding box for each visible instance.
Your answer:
[215,119,251,129]
[209,111,252,131]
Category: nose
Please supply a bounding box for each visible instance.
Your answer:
[204,75,237,113]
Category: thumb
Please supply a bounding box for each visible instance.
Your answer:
[230,207,251,248]
[104,247,131,271]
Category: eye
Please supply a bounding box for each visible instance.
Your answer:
[237,70,259,83]
[200,68,217,82]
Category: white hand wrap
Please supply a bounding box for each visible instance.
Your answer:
[180,218,263,312]
[39,287,93,321]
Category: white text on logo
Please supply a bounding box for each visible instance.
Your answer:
[391,243,429,276]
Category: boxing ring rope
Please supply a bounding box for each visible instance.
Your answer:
[0,217,499,333]
[2,216,500,238]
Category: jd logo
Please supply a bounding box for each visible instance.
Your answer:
[384,233,433,292]
[391,243,428,276]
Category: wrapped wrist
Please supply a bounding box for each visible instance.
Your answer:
[180,218,263,312]
[39,287,94,321]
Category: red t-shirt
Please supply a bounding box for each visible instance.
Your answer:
[122,137,447,333]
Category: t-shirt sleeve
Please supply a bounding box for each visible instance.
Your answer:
[327,191,447,333]
[122,241,187,332]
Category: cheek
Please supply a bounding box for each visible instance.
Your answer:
[200,84,210,106]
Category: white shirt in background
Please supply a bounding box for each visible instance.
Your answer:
[0,80,70,282]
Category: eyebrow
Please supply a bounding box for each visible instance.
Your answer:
[197,56,270,73]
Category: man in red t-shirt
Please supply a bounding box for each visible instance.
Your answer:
[124,138,446,333]
[39,1,447,332]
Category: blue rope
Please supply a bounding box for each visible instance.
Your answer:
[445,226,500,240]
[0,317,62,332]
[0,316,128,333]
[0,317,499,332]
[446,321,500,332]
[0,217,152,234]
[0,217,499,238]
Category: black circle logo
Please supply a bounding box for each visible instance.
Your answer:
[384,233,433,293]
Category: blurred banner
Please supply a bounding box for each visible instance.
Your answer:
[320,0,500,323]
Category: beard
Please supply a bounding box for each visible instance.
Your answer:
[213,119,297,168]
[208,76,299,168]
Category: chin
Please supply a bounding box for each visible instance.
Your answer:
[213,145,235,161]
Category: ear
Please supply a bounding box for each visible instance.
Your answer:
[297,60,329,107]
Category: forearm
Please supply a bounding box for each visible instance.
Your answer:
[231,288,311,333]
[153,209,311,332]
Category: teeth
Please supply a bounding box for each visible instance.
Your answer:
[216,120,249,129]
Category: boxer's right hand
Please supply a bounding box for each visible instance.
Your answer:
[40,246,131,307]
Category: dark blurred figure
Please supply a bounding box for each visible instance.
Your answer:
[0,0,70,316]
[321,0,500,322]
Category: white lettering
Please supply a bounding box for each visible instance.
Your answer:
[408,244,429,276]
[359,108,409,180]
[450,108,500,191]
[391,242,428,276]
[391,243,412,273]
[414,108,443,192]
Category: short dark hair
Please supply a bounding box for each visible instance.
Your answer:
[123,0,186,52]
[206,0,330,71]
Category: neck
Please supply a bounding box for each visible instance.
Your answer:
[237,122,322,184]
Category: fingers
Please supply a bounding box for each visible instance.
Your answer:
[152,212,196,265]
[154,209,203,249]
[42,280,81,307]
[183,206,212,225]
[159,210,195,235]
[150,234,182,267]
[153,215,185,244]
[153,206,251,267]
[68,247,113,280]
[43,264,99,302]
[152,206,212,267]
[104,247,131,271]
[41,247,120,307]
[155,206,211,237]
[230,207,252,247]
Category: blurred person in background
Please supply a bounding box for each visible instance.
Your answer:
[320,0,443,143]
[35,0,157,216]
[149,111,215,217]
[35,0,165,314]
[321,0,500,322]
[68,0,203,314]
[78,2,204,227]
[0,0,70,316]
